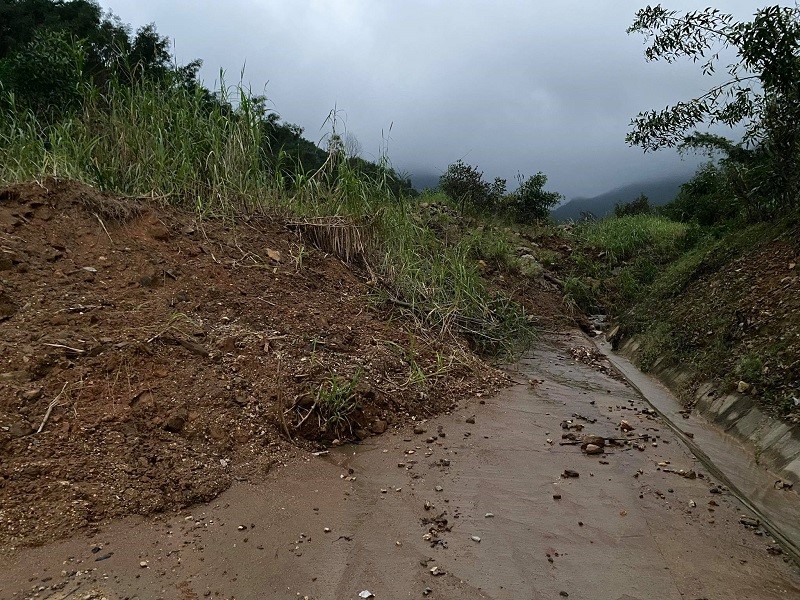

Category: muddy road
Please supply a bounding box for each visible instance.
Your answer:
[2,332,798,600]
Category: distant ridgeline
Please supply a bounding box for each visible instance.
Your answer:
[551,175,687,221]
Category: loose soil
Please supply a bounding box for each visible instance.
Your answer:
[0,179,505,548]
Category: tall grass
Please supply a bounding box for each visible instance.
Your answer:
[578,214,689,263]
[0,78,533,356]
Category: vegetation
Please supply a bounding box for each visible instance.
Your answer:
[0,0,533,359]
[614,194,651,217]
[438,159,562,223]
[627,4,800,219]
[2,0,798,421]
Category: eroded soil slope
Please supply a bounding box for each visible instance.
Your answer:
[0,179,501,547]
[629,229,800,419]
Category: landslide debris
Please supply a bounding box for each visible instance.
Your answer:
[0,179,502,547]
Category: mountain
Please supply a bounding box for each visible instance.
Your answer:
[552,175,688,221]
[410,171,441,192]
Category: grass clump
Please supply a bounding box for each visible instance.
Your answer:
[578,214,689,264]
[315,372,361,435]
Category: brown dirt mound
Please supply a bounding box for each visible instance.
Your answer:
[0,179,502,547]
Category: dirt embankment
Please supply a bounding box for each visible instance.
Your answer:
[0,179,502,547]
[625,229,800,420]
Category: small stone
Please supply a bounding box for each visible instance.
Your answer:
[553,494,562,500]
[739,516,760,528]
[582,435,605,447]
[737,380,751,394]
[560,592,569,598]
[429,566,445,576]
[619,420,634,432]
[561,469,580,478]
[434,485,443,492]
[139,561,148,568]
[324,527,331,533]
[20,388,43,401]
[583,444,603,455]
[470,535,481,543]
[465,416,476,424]
[423,588,433,596]
[485,513,495,518]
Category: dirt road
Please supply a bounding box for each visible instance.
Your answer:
[2,332,798,599]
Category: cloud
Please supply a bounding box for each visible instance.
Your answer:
[98,0,768,196]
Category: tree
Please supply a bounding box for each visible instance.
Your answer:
[627,5,800,215]
[661,162,736,225]
[439,160,498,214]
[614,193,651,217]
[509,172,562,222]
[0,28,86,118]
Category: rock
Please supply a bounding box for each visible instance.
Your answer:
[9,420,34,438]
[583,444,603,455]
[371,420,388,434]
[20,388,43,401]
[619,420,634,432]
[581,435,605,447]
[139,561,148,568]
[355,428,371,440]
[737,380,751,393]
[358,592,375,599]
[218,337,238,354]
[429,566,445,576]
[485,513,495,518]
[413,426,426,435]
[162,408,188,433]
[470,535,481,543]
[465,416,476,424]
[553,494,562,500]
[423,588,433,597]
[148,223,171,241]
[739,516,760,528]
[0,290,18,321]
[607,325,622,349]
[561,469,580,478]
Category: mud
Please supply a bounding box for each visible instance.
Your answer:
[0,179,501,548]
[2,332,797,599]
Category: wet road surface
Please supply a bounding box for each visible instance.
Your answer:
[2,331,798,599]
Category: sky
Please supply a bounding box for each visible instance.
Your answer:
[97,1,770,198]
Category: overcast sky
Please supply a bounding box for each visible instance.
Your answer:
[97,1,773,198]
